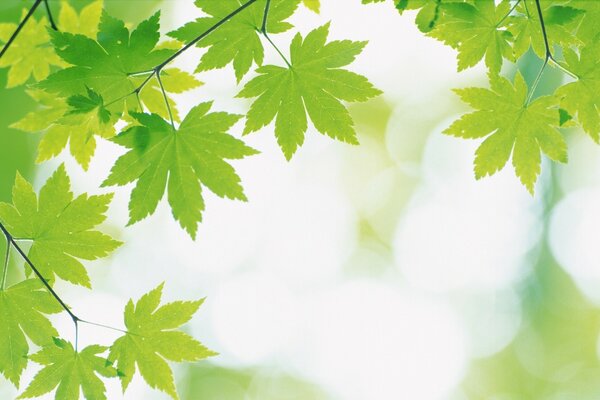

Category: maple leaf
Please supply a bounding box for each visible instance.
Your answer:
[108,283,216,399]
[58,0,104,38]
[168,0,300,81]
[38,11,176,113]
[0,165,121,287]
[0,280,62,387]
[509,1,583,59]
[0,14,64,88]
[445,72,567,193]
[238,23,381,159]
[10,88,116,170]
[556,38,600,141]
[102,103,258,239]
[429,0,514,74]
[18,339,117,400]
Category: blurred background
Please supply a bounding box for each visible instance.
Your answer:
[2,0,600,399]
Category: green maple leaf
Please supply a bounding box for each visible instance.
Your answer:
[102,103,257,239]
[38,11,176,113]
[445,72,567,193]
[108,283,216,400]
[0,14,64,88]
[58,0,104,38]
[509,1,583,59]
[10,89,69,138]
[11,88,116,170]
[556,39,600,142]
[429,0,514,74]
[168,0,300,81]
[0,280,62,387]
[0,165,121,287]
[238,23,381,159]
[19,338,117,400]
[67,86,111,123]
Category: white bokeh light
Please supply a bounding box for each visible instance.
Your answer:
[302,281,467,400]
[549,188,600,304]
[394,118,542,293]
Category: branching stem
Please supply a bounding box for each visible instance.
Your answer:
[156,72,175,128]
[107,0,260,121]
[0,221,128,351]
[155,0,259,72]
[261,0,292,68]
[526,0,578,103]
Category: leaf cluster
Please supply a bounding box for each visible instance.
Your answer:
[363,0,600,193]
[0,0,380,398]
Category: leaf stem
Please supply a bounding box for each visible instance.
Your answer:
[0,221,130,351]
[43,0,58,31]
[156,71,175,128]
[527,0,578,103]
[0,221,78,322]
[261,0,292,68]
[1,231,10,290]
[107,0,260,115]
[78,319,130,335]
[527,56,548,104]
[154,0,259,72]
[0,0,43,59]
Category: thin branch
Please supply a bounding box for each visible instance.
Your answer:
[43,0,57,31]
[1,231,10,290]
[260,0,292,68]
[535,0,551,58]
[154,0,258,73]
[0,221,79,323]
[156,72,175,128]
[106,0,260,116]
[78,319,131,336]
[0,0,43,59]
[527,0,578,103]
[548,57,578,80]
[527,57,548,104]
[0,221,129,350]
[135,91,144,111]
